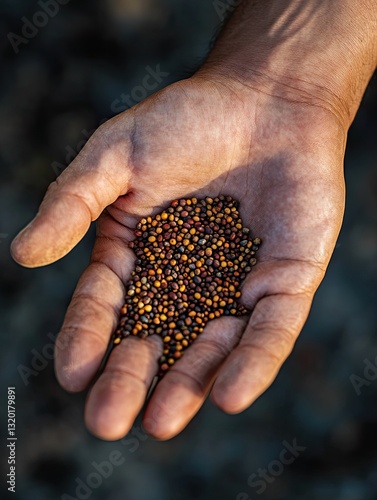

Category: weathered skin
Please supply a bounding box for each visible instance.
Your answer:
[11,0,377,440]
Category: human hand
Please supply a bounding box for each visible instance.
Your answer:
[10,73,346,439]
[11,0,376,440]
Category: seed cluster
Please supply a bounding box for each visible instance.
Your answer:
[113,195,261,378]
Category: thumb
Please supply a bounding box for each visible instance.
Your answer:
[11,118,133,268]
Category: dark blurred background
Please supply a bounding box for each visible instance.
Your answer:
[1,1,377,499]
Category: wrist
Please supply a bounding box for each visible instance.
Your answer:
[199,0,377,129]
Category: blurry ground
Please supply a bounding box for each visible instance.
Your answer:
[1,1,377,499]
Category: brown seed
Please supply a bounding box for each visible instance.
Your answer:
[115,195,261,378]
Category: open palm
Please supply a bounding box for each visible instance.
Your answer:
[11,75,346,440]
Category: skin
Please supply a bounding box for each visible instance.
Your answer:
[11,0,377,440]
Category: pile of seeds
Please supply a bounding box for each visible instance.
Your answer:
[113,195,261,378]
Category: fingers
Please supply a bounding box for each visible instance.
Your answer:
[210,293,312,413]
[54,261,125,393]
[85,335,162,441]
[55,224,135,392]
[11,117,134,267]
[142,316,247,440]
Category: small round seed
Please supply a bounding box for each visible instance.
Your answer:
[114,195,261,379]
